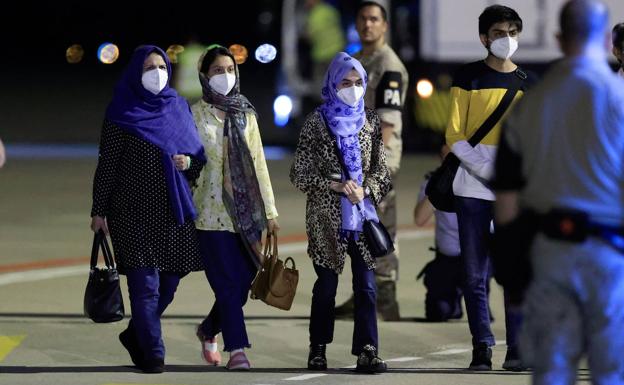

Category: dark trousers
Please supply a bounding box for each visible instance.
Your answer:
[198,230,257,352]
[125,268,185,361]
[455,196,521,348]
[309,239,378,355]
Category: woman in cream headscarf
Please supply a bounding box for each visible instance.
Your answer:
[190,45,279,371]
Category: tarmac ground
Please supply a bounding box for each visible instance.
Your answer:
[0,153,586,385]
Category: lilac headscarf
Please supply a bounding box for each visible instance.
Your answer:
[106,45,206,225]
[319,52,379,238]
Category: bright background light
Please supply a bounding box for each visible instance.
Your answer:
[255,43,277,63]
[416,79,434,99]
[273,95,293,126]
[66,44,84,64]
[97,43,119,64]
[229,44,249,65]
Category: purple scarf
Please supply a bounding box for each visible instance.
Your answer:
[319,52,379,238]
[106,45,206,225]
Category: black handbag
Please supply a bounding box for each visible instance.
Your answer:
[84,230,125,323]
[322,116,395,258]
[426,68,527,212]
[362,215,395,258]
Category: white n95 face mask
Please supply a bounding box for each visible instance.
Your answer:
[337,85,364,107]
[141,68,168,95]
[209,73,236,96]
[490,36,518,60]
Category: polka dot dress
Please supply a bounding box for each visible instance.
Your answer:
[91,120,204,274]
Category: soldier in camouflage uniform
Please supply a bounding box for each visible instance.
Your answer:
[335,1,408,321]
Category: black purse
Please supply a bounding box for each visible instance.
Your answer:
[362,215,395,258]
[84,230,125,323]
[323,116,395,259]
[426,68,527,212]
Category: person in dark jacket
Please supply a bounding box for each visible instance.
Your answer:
[90,45,206,373]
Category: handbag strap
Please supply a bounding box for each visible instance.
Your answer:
[262,232,279,265]
[467,68,527,147]
[90,230,115,269]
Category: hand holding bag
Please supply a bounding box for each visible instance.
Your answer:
[83,230,125,323]
[250,232,299,311]
[360,203,395,258]
[322,116,395,258]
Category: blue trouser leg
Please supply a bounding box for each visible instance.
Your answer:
[198,230,256,351]
[126,268,183,361]
[350,240,379,355]
[309,239,378,356]
[455,197,496,347]
[309,263,339,345]
[504,291,522,348]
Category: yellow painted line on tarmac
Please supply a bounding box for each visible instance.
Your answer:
[0,335,26,362]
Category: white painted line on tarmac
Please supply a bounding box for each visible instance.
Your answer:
[342,364,357,369]
[283,373,328,381]
[279,229,433,255]
[0,229,434,286]
[397,228,435,240]
[0,265,86,286]
[385,356,422,362]
[430,348,472,355]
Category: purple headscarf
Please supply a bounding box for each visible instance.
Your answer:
[319,52,379,238]
[106,45,206,225]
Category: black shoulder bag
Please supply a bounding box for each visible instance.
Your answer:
[84,230,125,323]
[322,116,395,258]
[426,68,527,212]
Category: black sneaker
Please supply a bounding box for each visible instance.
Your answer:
[468,343,492,371]
[307,344,327,371]
[334,296,354,319]
[355,345,387,374]
[139,358,165,374]
[119,326,145,368]
[502,346,527,371]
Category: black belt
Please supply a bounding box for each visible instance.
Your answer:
[539,208,624,253]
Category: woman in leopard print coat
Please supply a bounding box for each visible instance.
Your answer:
[289,52,391,373]
[290,109,391,273]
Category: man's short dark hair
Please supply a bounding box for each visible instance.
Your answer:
[613,23,624,50]
[478,5,523,35]
[356,1,387,22]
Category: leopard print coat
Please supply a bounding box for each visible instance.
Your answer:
[290,108,392,274]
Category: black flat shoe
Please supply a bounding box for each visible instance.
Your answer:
[139,358,165,374]
[307,344,327,371]
[355,345,387,374]
[119,327,144,368]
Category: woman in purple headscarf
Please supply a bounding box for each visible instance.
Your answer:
[90,45,206,373]
[290,52,391,373]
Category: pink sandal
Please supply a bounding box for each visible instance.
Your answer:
[196,326,222,366]
[226,350,251,370]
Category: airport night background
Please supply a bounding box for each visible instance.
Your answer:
[6,0,621,153]
[1,1,433,153]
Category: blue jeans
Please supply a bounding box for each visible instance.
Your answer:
[309,239,379,356]
[198,230,257,352]
[455,196,521,348]
[125,268,185,361]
